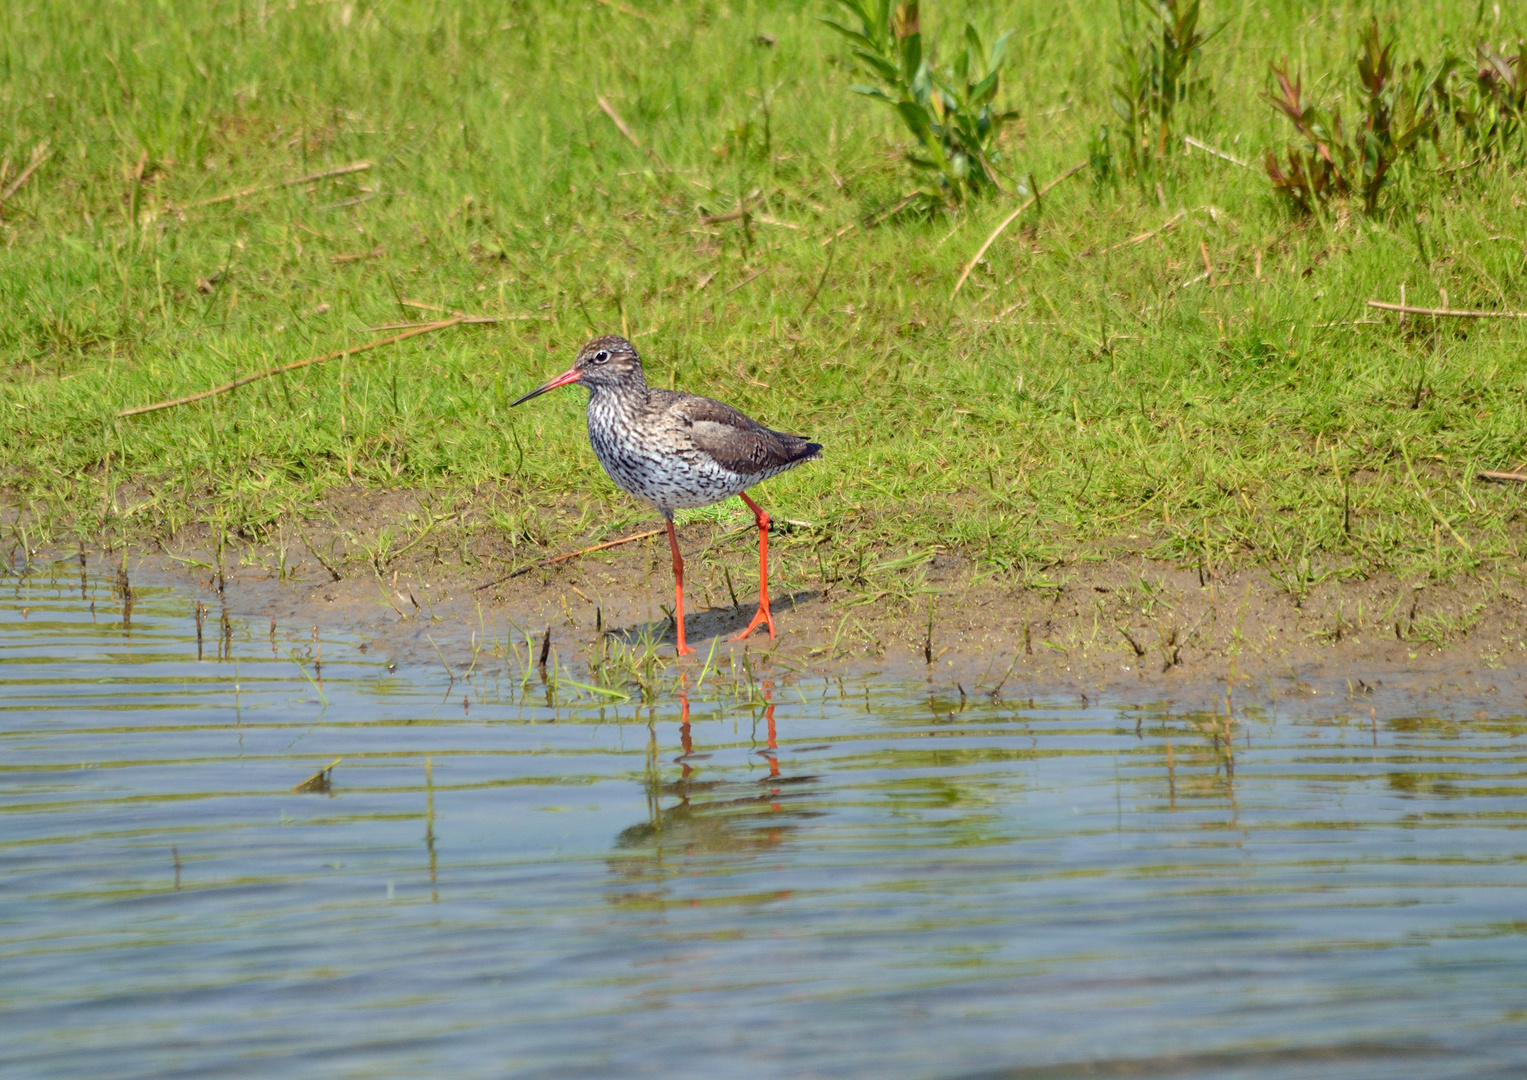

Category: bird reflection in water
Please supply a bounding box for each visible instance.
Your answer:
[608,679,820,896]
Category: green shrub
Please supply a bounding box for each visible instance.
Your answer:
[1264,20,1448,215]
[822,0,1019,205]
[1110,0,1217,171]
[1435,39,1527,163]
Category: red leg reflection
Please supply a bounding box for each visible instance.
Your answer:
[761,680,780,813]
[676,673,693,781]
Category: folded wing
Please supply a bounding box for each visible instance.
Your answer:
[669,394,821,477]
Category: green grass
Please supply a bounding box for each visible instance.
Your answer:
[3,0,1527,592]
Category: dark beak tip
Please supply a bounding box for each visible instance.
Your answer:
[510,367,581,406]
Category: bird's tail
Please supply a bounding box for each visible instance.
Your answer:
[781,437,822,465]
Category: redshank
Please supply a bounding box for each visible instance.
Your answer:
[511,335,821,656]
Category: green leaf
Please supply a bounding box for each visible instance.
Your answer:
[988,29,1013,73]
[910,58,934,102]
[562,678,632,702]
[970,69,1000,107]
[817,18,873,48]
[829,0,877,33]
[901,31,922,83]
[896,100,935,141]
[853,49,901,83]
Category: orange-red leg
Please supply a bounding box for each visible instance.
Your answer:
[665,517,695,656]
[730,491,776,642]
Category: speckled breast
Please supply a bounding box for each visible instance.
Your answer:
[586,395,750,513]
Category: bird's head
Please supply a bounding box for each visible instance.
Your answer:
[511,335,644,405]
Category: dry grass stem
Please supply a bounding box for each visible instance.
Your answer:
[330,245,385,264]
[189,159,372,208]
[1184,135,1249,168]
[952,161,1088,298]
[118,318,463,417]
[699,192,763,226]
[820,221,858,247]
[0,140,51,207]
[866,191,921,227]
[401,298,546,321]
[475,527,666,591]
[592,0,652,22]
[366,317,499,331]
[800,242,835,318]
[723,267,767,295]
[1368,299,1527,319]
[597,92,670,171]
[818,190,920,247]
[1094,210,1186,255]
[596,96,643,148]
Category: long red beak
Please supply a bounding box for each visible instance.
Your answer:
[511,366,581,406]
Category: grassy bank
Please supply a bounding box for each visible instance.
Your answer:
[3,0,1527,598]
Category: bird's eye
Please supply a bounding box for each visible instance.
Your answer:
[593,350,610,364]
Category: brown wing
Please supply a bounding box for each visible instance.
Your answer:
[657,391,820,477]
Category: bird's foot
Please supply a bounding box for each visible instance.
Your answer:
[675,642,697,657]
[729,605,776,642]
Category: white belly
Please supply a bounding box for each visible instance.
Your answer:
[587,405,748,513]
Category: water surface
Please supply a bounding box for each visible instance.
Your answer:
[3,561,1526,1078]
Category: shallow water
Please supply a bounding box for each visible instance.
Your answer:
[3,562,1526,1080]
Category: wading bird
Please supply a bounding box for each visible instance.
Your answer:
[511,336,821,656]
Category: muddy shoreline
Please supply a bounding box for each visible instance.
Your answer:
[17,485,1522,723]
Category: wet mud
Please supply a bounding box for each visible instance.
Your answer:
[17,488,1508,727]
[29,486,1527,721]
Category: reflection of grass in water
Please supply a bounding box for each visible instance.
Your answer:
[286,649,330,707]
[476,603,766,715]
[292,757,341,793]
